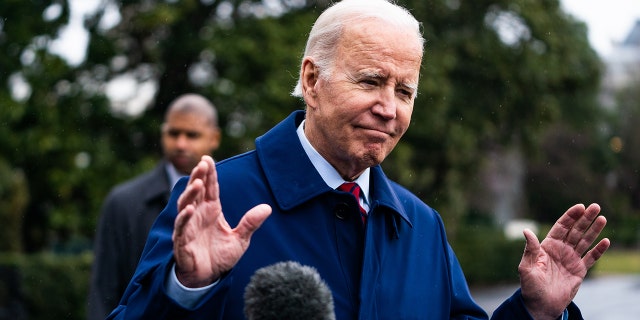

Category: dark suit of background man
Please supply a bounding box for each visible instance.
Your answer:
[86,93,221,320]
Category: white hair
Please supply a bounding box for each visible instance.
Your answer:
[291,0,424,97]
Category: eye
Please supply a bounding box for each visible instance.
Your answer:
[397,87,414,100]
[186,131,201,139]
[361,78,379,87]
[167,129,181,138]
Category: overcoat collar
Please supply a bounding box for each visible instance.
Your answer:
[255,110,412,227]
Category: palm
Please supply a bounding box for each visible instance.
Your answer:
[520,237,586,307]
[172,156,271,287]
[518,203,610,320]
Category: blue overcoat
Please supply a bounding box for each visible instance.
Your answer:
[108,111,581,319]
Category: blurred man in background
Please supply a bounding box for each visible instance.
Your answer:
[87,93,221,320]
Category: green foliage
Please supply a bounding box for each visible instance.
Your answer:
[526,123,615,222]
[0,62,158,251]
[0,160,29,252]
[591,249,640,275]
[449,224,524,284]
[0,0,633,259]
[609,74,640,227]
[81,0,318,159]
[202,10,318,151]
[386,0,606,228]
[0,252,92,320]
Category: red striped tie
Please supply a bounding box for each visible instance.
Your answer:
[338,182,367,224]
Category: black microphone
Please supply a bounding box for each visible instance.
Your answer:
[243,261,336,320]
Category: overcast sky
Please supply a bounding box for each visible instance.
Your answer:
[561,0,640,57]
[51,0,640,64]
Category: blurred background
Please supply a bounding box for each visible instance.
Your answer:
[0,0,638,318]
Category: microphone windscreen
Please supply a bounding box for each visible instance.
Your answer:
[243,261,335,320]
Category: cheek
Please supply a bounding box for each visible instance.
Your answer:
[192,140,209,152]
[161,137,173,149]
[397,105,413,130]
[321,82,363,109]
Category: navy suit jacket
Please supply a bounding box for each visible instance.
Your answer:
[88,161,171,320]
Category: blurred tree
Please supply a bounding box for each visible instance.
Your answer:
[0,0,72,252]
[0,159,29,252]
[526,123,615,223]
[81,0,320,159]
[613,73,640,209]
[0,1,156,252]
[0,0,616,252]
[606,69,640,246]
[384,0,608,231]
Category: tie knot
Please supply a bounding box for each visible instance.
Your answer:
[338,182,361,200]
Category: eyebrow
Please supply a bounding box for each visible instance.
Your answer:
[360,70,385,79]
[402,82,418,92]
[360,71,418,88]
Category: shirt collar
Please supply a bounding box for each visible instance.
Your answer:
[296,120,370,204]
[165,162,187,189]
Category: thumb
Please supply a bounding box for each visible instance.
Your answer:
[521,228,541,264]
[235,204,272,240]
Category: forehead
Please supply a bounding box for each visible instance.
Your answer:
[336,19,422,80]
[165,111,213,130]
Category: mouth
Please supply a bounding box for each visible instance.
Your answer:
[357,126,394,139]
[171,153,192,164]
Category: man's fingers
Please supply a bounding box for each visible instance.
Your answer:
[575,215,607,255]
[545,204,586,241]
[201,156,219,202]
[187,157,210,185]
[564,203,601,247]
[178,179,205,211]
[235,204,272,240]
[173,204,196,241]
[582,238,611,269]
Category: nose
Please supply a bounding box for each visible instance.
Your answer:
[371,86,397,120]
[175,133,190,149]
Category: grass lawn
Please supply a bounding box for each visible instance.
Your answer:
[591,249,640,276]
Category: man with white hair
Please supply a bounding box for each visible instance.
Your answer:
[108,1,609,319]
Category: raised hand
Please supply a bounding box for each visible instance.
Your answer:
[518,203,610,320]
[172,156,272,288]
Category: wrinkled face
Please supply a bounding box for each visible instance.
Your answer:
[161,112,220,174]
[302,19,422,180]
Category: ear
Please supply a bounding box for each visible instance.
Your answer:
[209,127,221,151]
[160,122,168,134]
[300,57,319,107]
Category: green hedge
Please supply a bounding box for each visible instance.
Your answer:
[450,225,524,285]
[0,252,92,320]
[0,229,526,318]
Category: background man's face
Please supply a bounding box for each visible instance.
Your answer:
[162,112,220,174]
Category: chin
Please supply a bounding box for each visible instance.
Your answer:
[172,161,194,175]
[360,152,385,167]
